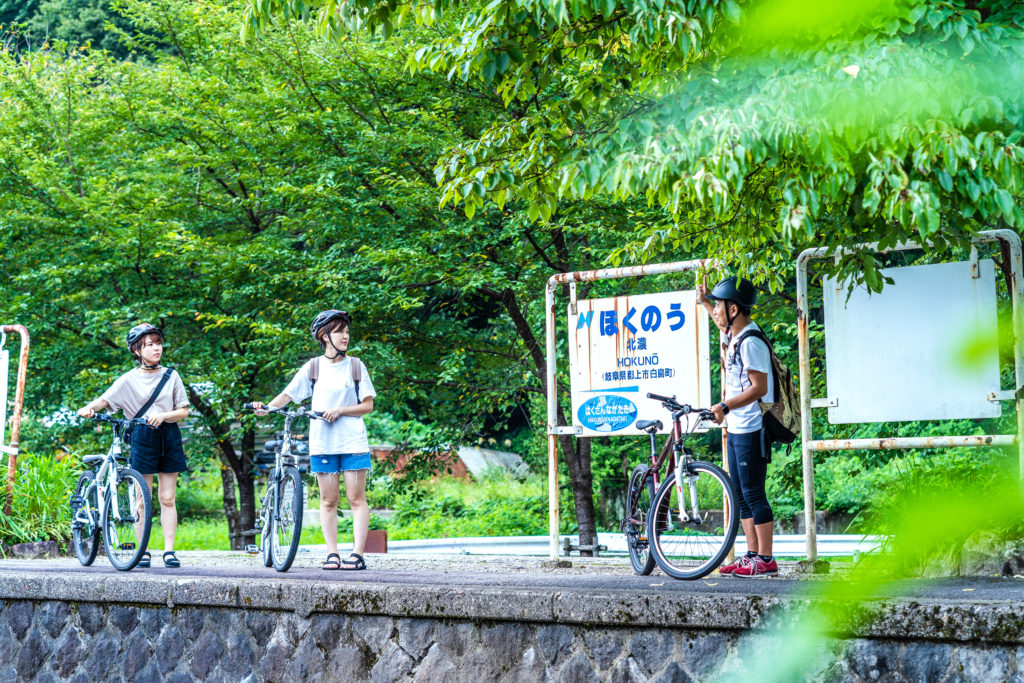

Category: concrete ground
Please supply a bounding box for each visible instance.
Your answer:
[0,549,1021,602]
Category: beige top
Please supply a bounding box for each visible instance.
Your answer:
[101,368,190,419]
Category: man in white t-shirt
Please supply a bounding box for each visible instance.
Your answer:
[254,310,377,571]
[698,277,778,578]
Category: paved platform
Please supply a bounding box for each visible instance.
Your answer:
[0,551,1021,600]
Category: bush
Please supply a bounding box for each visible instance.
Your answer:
[0,453,79,547]
[175,458,225,518]
[388,472,548,540]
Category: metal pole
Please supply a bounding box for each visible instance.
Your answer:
[543,258,714,562]
[795,251,817,562]
[1,325,29,516]
[983,231,1024,478]
[545,279,561,561]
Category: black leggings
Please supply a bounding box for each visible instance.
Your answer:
[726,429,773,525]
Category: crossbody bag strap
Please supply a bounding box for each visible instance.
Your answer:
[132,368,175,420]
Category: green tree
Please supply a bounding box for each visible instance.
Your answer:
[1,0,135,57]
[0,0,649,548]
[244,0,1024,291]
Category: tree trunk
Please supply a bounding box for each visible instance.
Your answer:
[218,465,242,550]
[234,428,258,551]
[491,285,601,556]
[186,385,258,551]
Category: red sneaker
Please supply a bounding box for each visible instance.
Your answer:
[733,556,778,578]
[718,555,750,575]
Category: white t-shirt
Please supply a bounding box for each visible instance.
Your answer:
[283,356,377,455]
[723,323,774,434]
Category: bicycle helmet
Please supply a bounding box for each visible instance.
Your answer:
[126,323,163,352]
[710,277,757,311]
[310,310,351,343]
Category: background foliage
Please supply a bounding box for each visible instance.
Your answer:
[0,0,1022,553]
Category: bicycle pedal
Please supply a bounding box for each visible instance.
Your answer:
[244,544,259,555]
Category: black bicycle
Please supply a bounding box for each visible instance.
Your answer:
[621,393,739,580]
[70,414,154,571]
[243,404,324,572]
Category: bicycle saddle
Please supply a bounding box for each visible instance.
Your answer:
[83,454,104,465]
[635,420,662,432]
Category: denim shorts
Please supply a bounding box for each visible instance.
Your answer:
[310,452,372,474]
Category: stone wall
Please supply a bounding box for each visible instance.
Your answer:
[1,573,1023,682]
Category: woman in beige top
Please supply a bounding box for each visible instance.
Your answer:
[78,323,190,568]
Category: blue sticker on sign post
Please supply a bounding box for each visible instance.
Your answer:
[577,395,638,433]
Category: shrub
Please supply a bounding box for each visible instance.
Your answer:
[0,453,79,547]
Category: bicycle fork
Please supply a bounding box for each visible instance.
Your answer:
[673,452,703,525]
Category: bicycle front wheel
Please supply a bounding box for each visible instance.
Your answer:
[101,468,153,571]
[624,465,657,575]
[71,471,100,566]
[648,461,739,580]
[270,467,303,572]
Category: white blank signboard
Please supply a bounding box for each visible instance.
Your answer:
[824,260,1001,423]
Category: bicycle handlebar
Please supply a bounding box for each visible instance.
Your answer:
[646,393,714,420]
[89,414,150,427]
[243,403,325,420]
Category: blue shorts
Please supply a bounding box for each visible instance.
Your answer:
[310,452,372,474]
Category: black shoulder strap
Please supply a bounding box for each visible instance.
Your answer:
[733,329,773,391]
[133,368,175,420]
[735,329,781,396]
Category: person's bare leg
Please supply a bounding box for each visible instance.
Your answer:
[139,474,154,547]
[317,473,341,556]
[741,517,758,555]
[157,472,178,552]
[755,521,773,557]
[344,469,369,557]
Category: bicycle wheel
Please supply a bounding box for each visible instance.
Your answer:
[101,468,152,571]
[623,465,657,575]
[260,482,274,567]
[270,467,303,572]
[648,461,739,580]
[71,471,100,566]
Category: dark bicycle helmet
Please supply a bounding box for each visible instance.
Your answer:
[310,309,351,343]
[710,277,757,311]
[126,323,163,352]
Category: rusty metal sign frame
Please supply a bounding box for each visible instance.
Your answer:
[0,325,29,515]
[795,230,1023,562]
[545,259,715,561]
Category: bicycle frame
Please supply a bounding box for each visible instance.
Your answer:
[638,406,712,526]
[74,421,136,531]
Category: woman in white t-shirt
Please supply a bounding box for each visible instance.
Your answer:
[253,310,377,571]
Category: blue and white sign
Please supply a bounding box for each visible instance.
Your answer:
[568,290,711,437]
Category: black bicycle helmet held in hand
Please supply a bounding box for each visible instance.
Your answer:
[710,277,757,311]
[310,309,351,343]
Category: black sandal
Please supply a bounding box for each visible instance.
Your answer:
[340,553,366,571]
[162,551,180,568]
[138,552,151,568]
[322,553,341,570]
